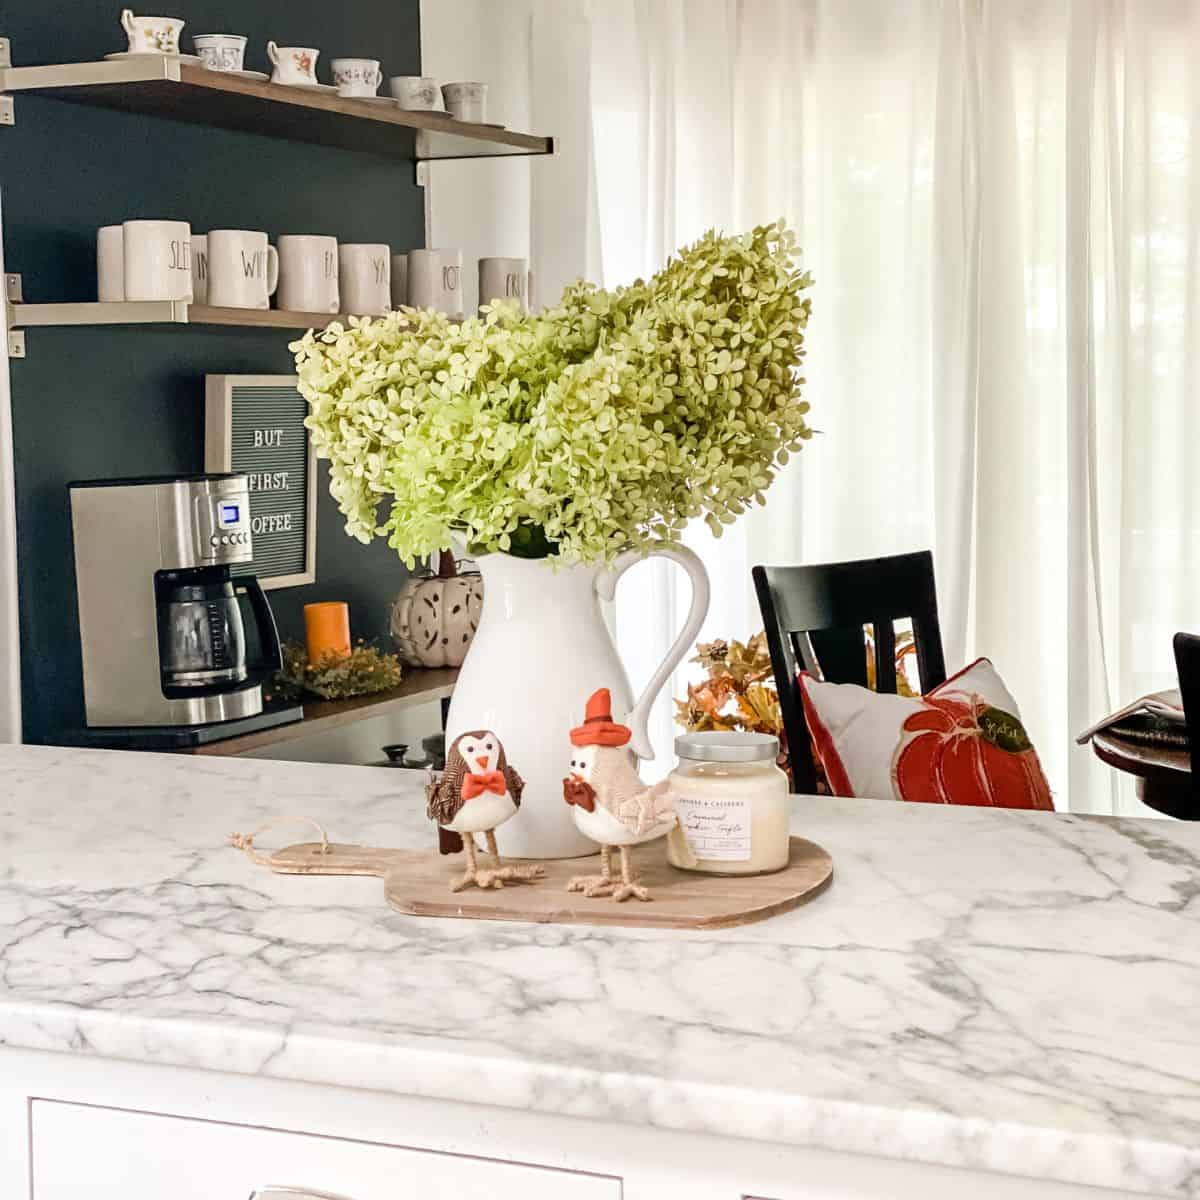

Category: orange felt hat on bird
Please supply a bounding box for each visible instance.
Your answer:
[571,687,632,747]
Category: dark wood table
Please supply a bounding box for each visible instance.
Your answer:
[1091,729,1195,819]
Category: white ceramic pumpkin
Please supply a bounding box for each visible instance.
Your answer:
[391,552,483,668]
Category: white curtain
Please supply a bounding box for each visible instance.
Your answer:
[424,0,1200,813]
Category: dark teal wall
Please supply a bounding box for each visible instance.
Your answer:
[2,0,424,741]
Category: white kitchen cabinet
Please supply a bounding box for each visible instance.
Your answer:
[31,1101,620,1200]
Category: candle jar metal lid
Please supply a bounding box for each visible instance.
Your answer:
[674,730,780,763]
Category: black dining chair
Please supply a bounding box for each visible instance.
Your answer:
[752,551,947,793]
[1172,632,1200,787]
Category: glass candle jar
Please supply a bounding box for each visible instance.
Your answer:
[666,731,791,875]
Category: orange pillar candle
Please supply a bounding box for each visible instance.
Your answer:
[304,602,351,662]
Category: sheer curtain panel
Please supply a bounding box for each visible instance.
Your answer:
[422,0,1200,813]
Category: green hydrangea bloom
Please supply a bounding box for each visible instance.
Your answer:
[292,221,813,565]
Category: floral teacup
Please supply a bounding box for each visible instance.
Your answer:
[267,41,319,86]
[331,58,382,98]
[120,9,185,55]
[193,33,247,72]
[388,76,442,110]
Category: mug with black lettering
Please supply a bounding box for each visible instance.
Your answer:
[208,229,279,310]
[478,256,528,314]
[190,233,209,304]
[122,219,193,302]
[278,234,339,313]
[408,248,463,318]
[338,243,391,316]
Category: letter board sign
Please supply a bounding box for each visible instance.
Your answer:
[205,374,317,590]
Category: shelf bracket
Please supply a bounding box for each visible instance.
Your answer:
[415,161,431,250]
[4,272,24,358]
[0,38,12,128]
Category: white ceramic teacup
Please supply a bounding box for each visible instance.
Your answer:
[278,235,340,314]
[121,9,185,55]
[193,33,246,72]
[338,244,391,316]
[97,226,125,302]
[408,248,464,317]
[331,58,381,98]
[388,76,442,110]
[207,230,278,310]
[478,257,528,313]
[267,41,319,86]
[190,234,209,304]
[122,219,192,302]
[442,81,487,123]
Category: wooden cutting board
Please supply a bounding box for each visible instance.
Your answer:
[253,836,833,930]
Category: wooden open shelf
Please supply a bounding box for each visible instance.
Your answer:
[0,56,554,162]
[9,299,363,331]
[187,667,458,757]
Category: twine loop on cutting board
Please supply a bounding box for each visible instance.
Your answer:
[230,815,331,866]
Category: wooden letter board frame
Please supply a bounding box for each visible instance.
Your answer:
[205,374,317,590]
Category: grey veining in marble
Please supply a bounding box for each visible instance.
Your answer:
[2,744,1199,1196]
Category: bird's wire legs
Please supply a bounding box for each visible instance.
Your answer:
[483,828,544,884]
[451,829,544,892]
[567,844,617,898]
[612,844,650,902]
[451,834,482,892]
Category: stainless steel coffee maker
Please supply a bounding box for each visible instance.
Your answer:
[70,474,285,731]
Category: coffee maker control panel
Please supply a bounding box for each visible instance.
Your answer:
[194,489,253,564]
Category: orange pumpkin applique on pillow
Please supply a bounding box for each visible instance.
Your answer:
[799,658,1054,810]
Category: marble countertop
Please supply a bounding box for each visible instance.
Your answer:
[2,744,1199,1196]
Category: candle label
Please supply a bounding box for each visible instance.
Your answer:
[674,793,752,861]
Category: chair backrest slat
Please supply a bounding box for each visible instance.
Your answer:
[753,551,947,794]
[873,618,897,694]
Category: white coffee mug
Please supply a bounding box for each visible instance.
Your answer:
[267,41,319,86]
[278,235,340,314]
[388,76,442,110]
[193,33,246,72]
[339,244,391,316]
[408,248,463,317]
[331,58,381,98]
[207,230,278,309]
[121,9,184,55]
[478,257,528,313]
[390,254,409,307]
[190,234,209,304]
[122,219,192,302]
[97,226,124,302]
[442,81,487,123]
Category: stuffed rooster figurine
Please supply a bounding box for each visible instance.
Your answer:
[562,689,677,901]
[426,730,544,892]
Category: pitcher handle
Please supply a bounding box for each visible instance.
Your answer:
[596,544,710,761]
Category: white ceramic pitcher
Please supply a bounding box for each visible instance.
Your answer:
[444,547,710,859]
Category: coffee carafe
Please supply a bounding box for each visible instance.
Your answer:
[156,569,285,693]
[70,474,284,730]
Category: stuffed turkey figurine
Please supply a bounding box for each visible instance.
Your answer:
[562,688,677,902]
[426,730,545,892]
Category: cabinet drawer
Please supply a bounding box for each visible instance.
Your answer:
[32,1101,619,1200]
